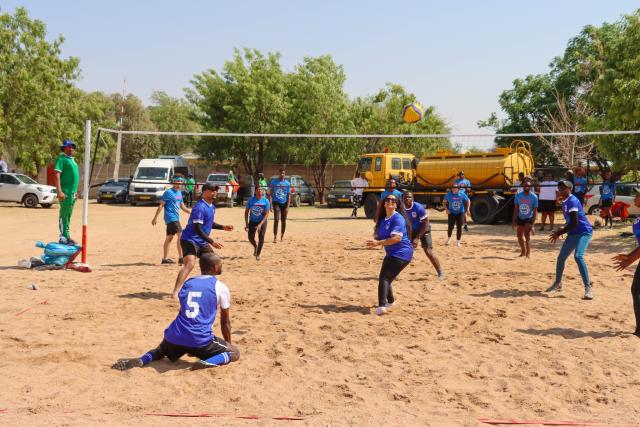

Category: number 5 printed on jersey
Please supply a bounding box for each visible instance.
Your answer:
[186,291,202,318]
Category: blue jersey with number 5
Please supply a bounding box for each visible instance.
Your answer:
[164,275,220,347]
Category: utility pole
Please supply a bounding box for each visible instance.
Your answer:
[113,78,126,181]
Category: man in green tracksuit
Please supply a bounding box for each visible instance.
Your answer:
[54,140,80,245]
[185,174,196,207]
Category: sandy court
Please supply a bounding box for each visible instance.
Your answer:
[0,201,639,426]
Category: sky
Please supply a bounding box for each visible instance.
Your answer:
[3,0,639,140]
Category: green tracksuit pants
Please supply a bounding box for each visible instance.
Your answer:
[59,190,76,240]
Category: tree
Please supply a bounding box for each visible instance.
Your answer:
[0,7,82,175]
[148,91,201,156]
[112,93,159,163]
[187,48,290,177]
[287,55,355,202]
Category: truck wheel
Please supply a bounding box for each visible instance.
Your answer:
[23,194,39,208]
[293,194,301,207]
[470,195,498,224]
[129,201,137,206]
[364,193,380,219]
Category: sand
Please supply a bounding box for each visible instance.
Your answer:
[0,202,639,426]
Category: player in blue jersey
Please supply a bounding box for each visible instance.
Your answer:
[151,175,191,265]
[269,168,291,243]
[512,179,538,258]
[443,184,470,246]
[112,253,240,370]
[572,168,588,206]
[245,185,270,261]
[403,191,444,280]
[454,171,472,232]
[613,187,640,338]
[172,182,233,299]
[367,193,414,315]
[599,170,617,229]
[376,178,403,218]
[546,180,594,300]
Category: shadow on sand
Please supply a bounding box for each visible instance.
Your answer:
[516,327,628,339]
[470,289,565,299]
[103,262,157,267]
[118,291,171,300]
[298,303,371,315]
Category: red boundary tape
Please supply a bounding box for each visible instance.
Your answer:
[479,419,596,426]
[144,412,303,421]
[15,300,48,316]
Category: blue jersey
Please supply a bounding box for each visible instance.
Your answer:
[573,177,587,194]
[444,191,469,214]
[600,180,616,200]
[381,189,403,200]
[514,191,539,220]
[454,178,471,194]
[270,179,291,204]
[633,218,640,246]
[247,196,270,223]
[164,275,231,348]
[561,194,592,235]
[405,202,428,232]
[376,212,413,261]
[181,199,215,247]
[161,188,183,224]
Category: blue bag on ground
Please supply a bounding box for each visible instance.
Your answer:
[35,241,81,266]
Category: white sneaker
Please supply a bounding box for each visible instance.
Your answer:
[375,306,387,316]
[456,240,461,247]
[385,302,396,311]
[438,271,446,281]
[446,238,451,245]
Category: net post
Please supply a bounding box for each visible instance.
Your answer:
[113,131,122,181]
[82,120,91,264]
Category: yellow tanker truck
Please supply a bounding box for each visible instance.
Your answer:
[358,140,535,224]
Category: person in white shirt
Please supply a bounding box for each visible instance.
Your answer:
[537,171,559,232]
[350,173,369,217]
[0,155,7,173]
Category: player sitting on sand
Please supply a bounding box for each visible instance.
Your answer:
[173,182,233,299]
[112,253,240,370]
[512,179,538,258]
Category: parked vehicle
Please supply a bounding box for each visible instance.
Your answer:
[269,174,315,207]
[327,180,354,208]
[205,173,235,207]
[235,174,255,206]
[97,178,130,204]
[0,172,57,208]
[585,183,640,217]
[359,140,534,223]
[129,156,189,205]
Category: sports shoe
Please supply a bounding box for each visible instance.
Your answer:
[161,258,175,264]
[456,240,461,247]
[256,255,260,261]
[385,301,396,311]
[583,285,594,300]
[178,257,184,266]
[446,238,451,245]
[438,271,446,281]
[546,282,563,293]
[375,306,387,316]
[112,358,143,371]
[192,360,218,370]
[253,248,257,256]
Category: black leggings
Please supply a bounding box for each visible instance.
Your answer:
[447,213,463,240]
[378,255,410,307]
[273,202,288,236]
[248,221,267,256]
[632,263,640,335]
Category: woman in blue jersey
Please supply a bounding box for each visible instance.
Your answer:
[599,170,617,229]
[367,193,414,316]
[613,187,640,338]
[245,185,270,261]
[443,184,470,246]
[546,180,594,300]
[512,179,538,258]
[572,168,588,206]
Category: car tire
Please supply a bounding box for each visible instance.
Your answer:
[41,203,53,208]
[308,197,315,206]
[588,205,602,217]
[97,198,103,204]
[130,201,137,206]
[293,194,301,207]
[23,193,39,208]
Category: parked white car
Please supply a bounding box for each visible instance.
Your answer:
[0,173,57,208]
[585,183,640,216]
[205,173,235,207]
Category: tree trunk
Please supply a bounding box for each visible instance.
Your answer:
[311,155,329,204]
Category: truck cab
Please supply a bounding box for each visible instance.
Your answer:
[129,156,190,205]
[357,153,416,190]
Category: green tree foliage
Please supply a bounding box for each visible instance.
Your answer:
[148,91,201,156]
[350,83,450,157]
[287,55,355,202]
[187,48,290,177]
[113,93,159,163]
[0,7,82,175]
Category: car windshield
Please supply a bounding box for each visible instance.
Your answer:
[332,180,351,189]
[207,174,228,182]
[15,174,37,184]
[135,167,169,181]
[105,180,128,187]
